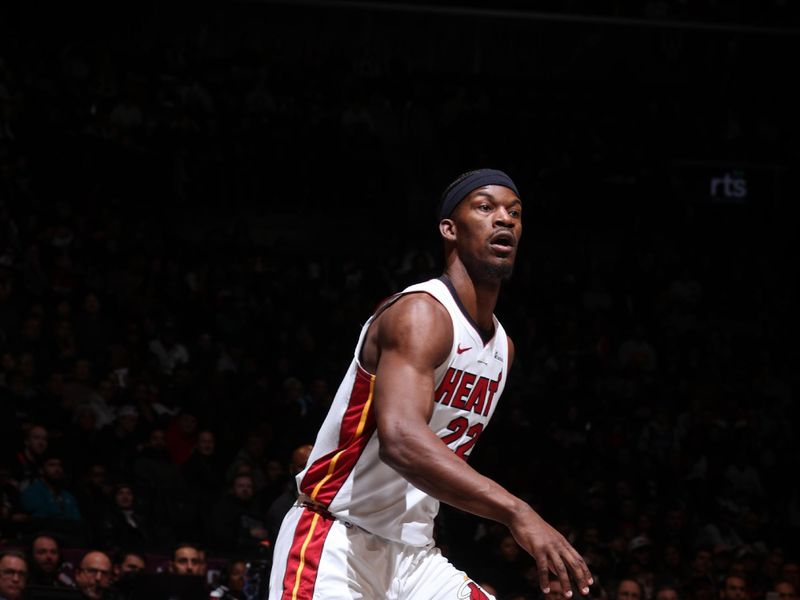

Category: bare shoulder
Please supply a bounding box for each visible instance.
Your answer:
[373,292,453,368]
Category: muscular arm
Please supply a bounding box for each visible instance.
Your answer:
[370,295,592,597]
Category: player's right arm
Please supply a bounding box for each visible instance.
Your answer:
[366,294,592,598]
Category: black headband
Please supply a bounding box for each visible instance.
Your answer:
[439,168,520,221]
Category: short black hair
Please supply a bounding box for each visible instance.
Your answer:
[113,549,146,567]
[0,550,28,565]
[27,532,61,556]
[172,542,203,558]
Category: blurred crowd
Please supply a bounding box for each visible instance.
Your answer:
[1,3,798,600]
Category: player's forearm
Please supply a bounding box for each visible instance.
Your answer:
[378,423,530,527]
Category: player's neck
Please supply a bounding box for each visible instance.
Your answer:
[442,265,500,333]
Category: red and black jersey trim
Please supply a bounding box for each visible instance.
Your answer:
[298,364,376,506]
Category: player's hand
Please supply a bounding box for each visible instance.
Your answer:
[509,506,593,599]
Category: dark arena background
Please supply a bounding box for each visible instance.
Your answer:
[1,2,798,599]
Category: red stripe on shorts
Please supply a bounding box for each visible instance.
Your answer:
[281,508,335,600]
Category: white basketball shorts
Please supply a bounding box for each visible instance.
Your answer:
[269,504,495,600]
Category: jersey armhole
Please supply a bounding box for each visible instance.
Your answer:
[356,290,454,373]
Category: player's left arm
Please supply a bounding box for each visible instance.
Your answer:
[373,302,591,598]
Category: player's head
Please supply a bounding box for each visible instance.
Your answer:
[438,169,522,282]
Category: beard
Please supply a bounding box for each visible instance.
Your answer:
[483,261,514,282]
[462,251,515,283]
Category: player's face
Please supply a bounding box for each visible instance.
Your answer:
[448,185,522,282]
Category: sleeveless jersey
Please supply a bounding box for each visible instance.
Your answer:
[295,277,509,547]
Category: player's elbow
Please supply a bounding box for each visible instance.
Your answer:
[377,426,420,474]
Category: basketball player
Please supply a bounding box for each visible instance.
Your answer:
[269,169,592,599]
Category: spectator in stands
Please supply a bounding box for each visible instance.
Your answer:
[687,576,716,600]
[207,473,267,554]
[62,360,111,426]
[265,443,312,545]
[782,564,800,592]
[133,428,182,492]
[617,579,644,600]
[761,550,785,592]
[225,433,266,492]
[209,559,246,600]
[111,551,145,580]
[226,560,246,599]
[260,457,287,509]
[64,408,106,475]
[148,321,189,376]
[73,464,112,523]
[182,430,224,505]
[478,533,531,597]
[0,550,27,600]
[11,425,48,491]
[26,533,73,587]
[628,536,656,599]
[97,406,140,478]
[618,324,657,375]
[169,542,204,576]
[658,544,688,586]
[720,575,747,600]
[655,585,680,600]
[0,464,26,541]
[94,483,152,551]
[164,412,198,466]
[20,453,81,521]
[772,581,797,600]
[74,551,112,600]
[712,546,735,583]
[74,293,112,365]
[690,549,715,580]
[109,550,145,600]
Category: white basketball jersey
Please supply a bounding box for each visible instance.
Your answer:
[295,277,509,547]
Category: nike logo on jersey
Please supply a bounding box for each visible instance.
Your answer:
[457,344,472,354]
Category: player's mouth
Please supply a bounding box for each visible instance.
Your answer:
[488,231,516,255]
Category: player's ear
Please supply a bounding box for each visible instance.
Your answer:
[439,218,456,241]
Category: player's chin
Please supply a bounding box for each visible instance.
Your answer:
[483,259,515,282]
